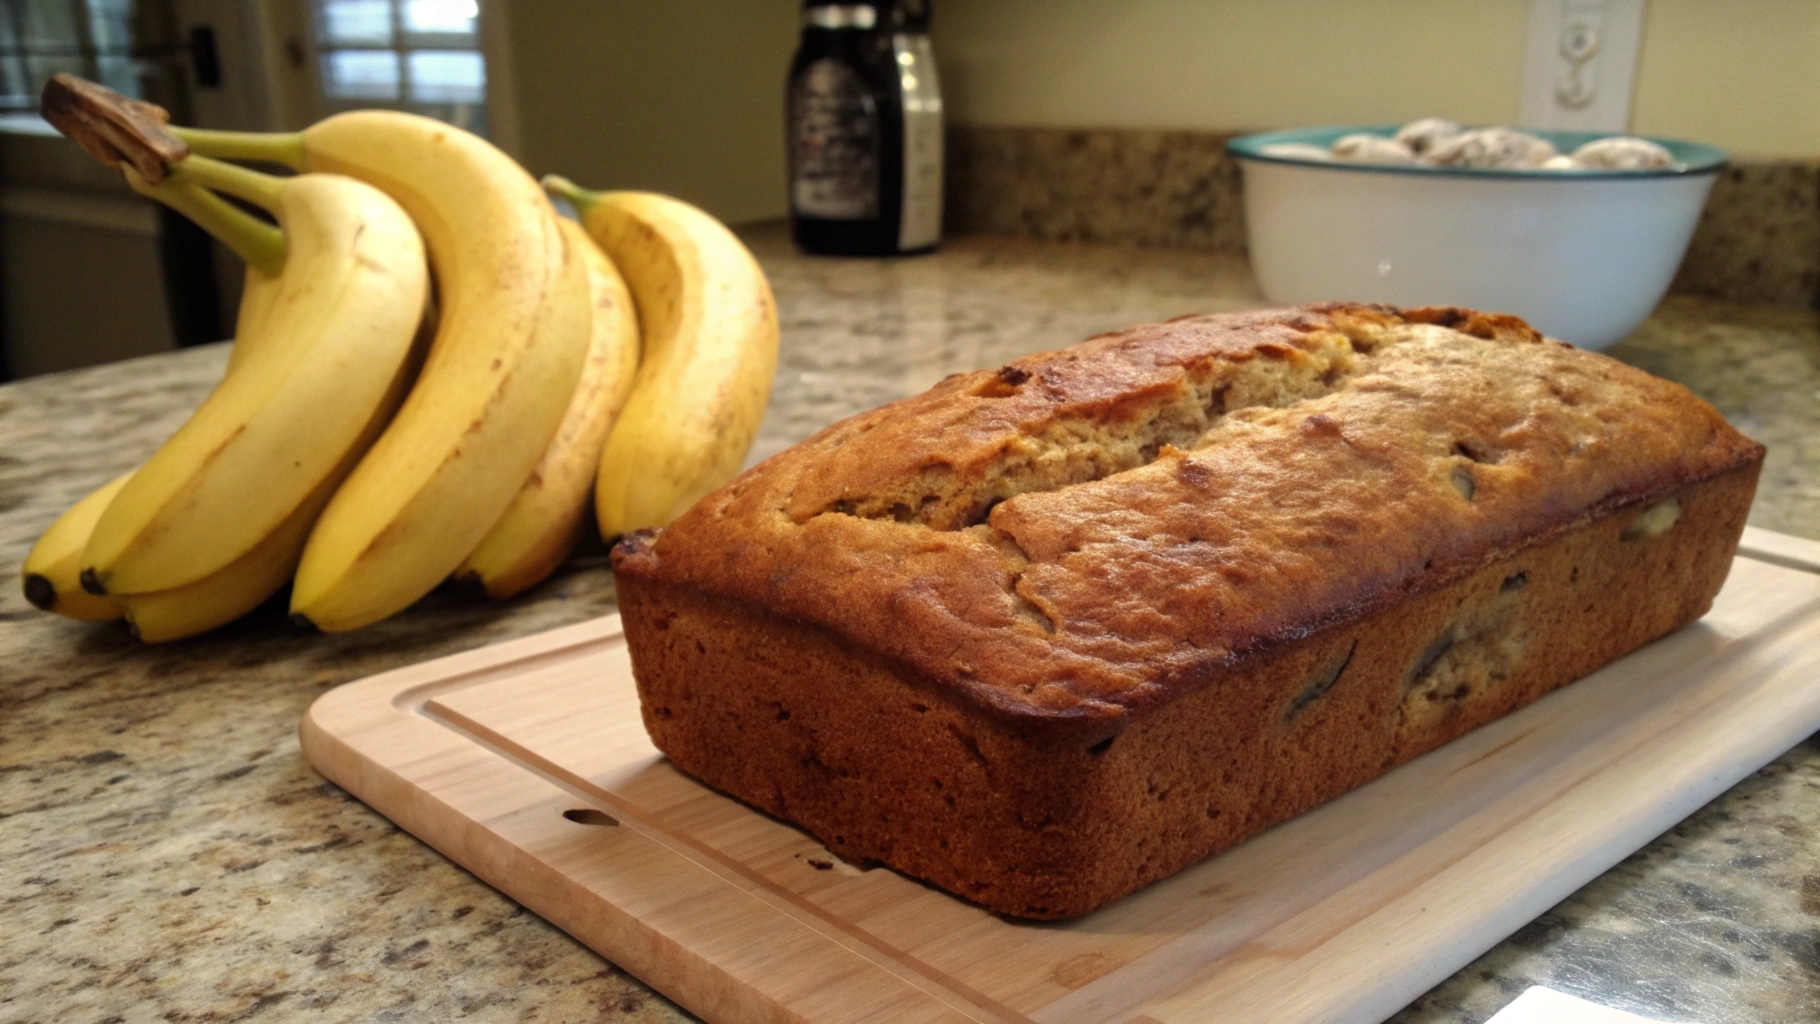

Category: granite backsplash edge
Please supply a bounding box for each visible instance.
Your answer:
[946,126,1820,310]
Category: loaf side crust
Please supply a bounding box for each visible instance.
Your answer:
[618,464,1760,919]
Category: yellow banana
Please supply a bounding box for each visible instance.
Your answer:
[543,179,779,538]
[452,218,641,599]
[21,473,131,621]
[20,218,289,626]
[117,513,304,643]
[20,341,414,643]
[118,346,417,643]
[225,264,282,373]
[80,158,428,595]
[117,512,305,642]
[174,112,592,632]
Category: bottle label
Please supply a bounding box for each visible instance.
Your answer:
[895,33,943,251]
[790,58,880,220]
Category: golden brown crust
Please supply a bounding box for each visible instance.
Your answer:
[613,305,1763,743]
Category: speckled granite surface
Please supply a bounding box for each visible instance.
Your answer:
[1611,299,1820,538]
[948,126,1820,309]
[1670,163,1820,308]
[947,127,1247,253]
[3,228,1817,1024]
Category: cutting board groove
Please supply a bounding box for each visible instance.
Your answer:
[302,532,1820,1024]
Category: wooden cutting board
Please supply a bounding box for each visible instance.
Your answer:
[301,527,1820,1024]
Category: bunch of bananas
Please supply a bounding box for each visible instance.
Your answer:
[21,75,778,641]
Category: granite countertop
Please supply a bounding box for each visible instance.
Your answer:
[2,226,1817,1024]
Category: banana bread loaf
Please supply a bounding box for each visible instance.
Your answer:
[610,304,1764,919]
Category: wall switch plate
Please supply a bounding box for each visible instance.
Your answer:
[1517,0,1648,132]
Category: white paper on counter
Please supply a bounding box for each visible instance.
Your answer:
[1485,986,1693,1024]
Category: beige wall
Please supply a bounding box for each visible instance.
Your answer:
[491,0,1817,227]
[1629,0,1820,156]
[498,1,798,225]
[935,0,1820,158]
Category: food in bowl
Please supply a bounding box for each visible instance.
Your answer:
[1572,135,1677,170]
[1331,131,1418,164]
[1395,116,1463,156]
[1230,125,1726,349]
[1268,117,1677,172]
[612,304,1761,919]
[1427,126,1560,169]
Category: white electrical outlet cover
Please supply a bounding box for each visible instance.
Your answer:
[1517,0,1648,133]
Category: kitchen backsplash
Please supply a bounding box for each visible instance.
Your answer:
[946,126,1820,310]
[1669,161,1820,307]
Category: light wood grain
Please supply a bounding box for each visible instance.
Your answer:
[302,539,1820,1024]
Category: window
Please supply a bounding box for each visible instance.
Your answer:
[314,0,487,136]
[0,0,141,113]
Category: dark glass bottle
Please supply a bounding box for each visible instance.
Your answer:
[786,0,942,256]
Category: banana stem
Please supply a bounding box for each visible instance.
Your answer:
[125,166,286,277]
[170,126,307,170]
[171,153,287,214]
[541,174,599,214]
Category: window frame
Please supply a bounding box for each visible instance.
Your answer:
[0,0,142,114]
[310,0,490,136]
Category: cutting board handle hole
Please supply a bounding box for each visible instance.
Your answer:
[563,807,620,827]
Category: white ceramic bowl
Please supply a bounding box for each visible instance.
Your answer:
[1229,127,1727,349]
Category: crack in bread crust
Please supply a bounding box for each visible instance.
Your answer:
[796,320,1376,530]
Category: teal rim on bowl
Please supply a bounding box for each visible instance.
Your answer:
[1227,126,1727,181]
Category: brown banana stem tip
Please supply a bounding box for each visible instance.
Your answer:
[39,73,187,183]
[78,566,107,596]
[22,574,57,611]
[446,571,489,600]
